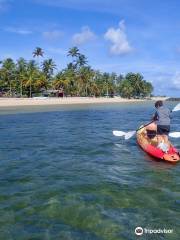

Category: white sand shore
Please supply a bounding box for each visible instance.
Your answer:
[0,97,169,108]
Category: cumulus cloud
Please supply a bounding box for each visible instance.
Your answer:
[4,27,32,35]
[72,26,96,45]
[104,20,133,55]
[43,30,64,41]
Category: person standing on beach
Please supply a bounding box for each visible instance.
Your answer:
[152,100,171,151]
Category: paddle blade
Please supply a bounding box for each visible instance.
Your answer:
[169,132,180,138]
[172,103,180,112]
[124,131,136,140]
[113,131,126,137]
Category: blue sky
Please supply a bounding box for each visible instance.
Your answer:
[0,0,180,96]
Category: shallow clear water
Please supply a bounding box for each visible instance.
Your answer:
[0,102,179,240]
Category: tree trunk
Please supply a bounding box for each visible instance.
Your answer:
[106,85,108,97]
[30,82,32,98]
[9,80,12,97]
[20,79,23,98]
[86,84,88,96]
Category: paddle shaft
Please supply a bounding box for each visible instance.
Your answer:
[136,120,154,133]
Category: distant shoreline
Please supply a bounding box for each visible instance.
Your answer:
[0,97,169,108]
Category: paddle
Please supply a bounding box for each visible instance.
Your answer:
[113,102,180,140]
[169,132,180,138]
[113,129,180,139]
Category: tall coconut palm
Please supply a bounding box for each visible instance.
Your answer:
[67,62,76,70]
[119,79,134,98]
[91,70,103,96]
[53,71,69,91]
[1,58,15,96]
[102,72,110,97]
[42,59,56,81]
[76,54,88,68]
[141,80,153,97]
[33,47,44,58]
[33,47,44,67]
[67,47,80,57]
[67,47,81,71]
[16,58,27,97]
[125,73,144,97]
[26,60,38,97]
[53,68,77,96]
[78,66,93,96]
[34,73,49,91]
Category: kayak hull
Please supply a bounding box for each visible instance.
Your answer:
[136,125,180,163]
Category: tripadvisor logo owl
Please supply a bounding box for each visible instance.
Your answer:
[135,227,143,236]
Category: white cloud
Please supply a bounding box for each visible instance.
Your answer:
[72,26,96,45]
[43,30,64,40]
[104,20,133,55]
[4,27,33,35]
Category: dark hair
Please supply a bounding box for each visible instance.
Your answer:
[155,100,163,108]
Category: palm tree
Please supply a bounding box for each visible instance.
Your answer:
[42,59,56,80]
[67,47,81,71]
[91,71,104,96]
[26,60,38,97]
[78,66,93,96]
[34,73,49,91]
[102,72,110,97]
[141,81,153,97]
[16,58,27,97]
[53,68,77,96]
[67,47,80,57]
[33,47,44,67]
[67,62,76,70]
[1,58,15,96]
[125,73,144,97]
[119,79,133,98]
[33,47,44,58]
[53,71,69,91]
[76,54,88,68]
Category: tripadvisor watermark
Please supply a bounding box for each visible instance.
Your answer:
[135,226,173,236]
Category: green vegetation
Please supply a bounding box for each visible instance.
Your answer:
[0,47,153,98]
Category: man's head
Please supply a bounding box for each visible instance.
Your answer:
[155,100,163,108]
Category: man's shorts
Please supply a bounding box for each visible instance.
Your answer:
[157,125,170,135]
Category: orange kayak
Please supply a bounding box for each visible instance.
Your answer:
[136,125,180,163]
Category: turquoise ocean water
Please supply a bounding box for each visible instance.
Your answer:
[0,102,179,240]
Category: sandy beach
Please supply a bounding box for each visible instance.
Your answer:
[0,97,169,108]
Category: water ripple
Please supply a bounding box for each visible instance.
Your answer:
[0,102,179,239]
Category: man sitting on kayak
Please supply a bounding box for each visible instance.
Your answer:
[152,100,171,152]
